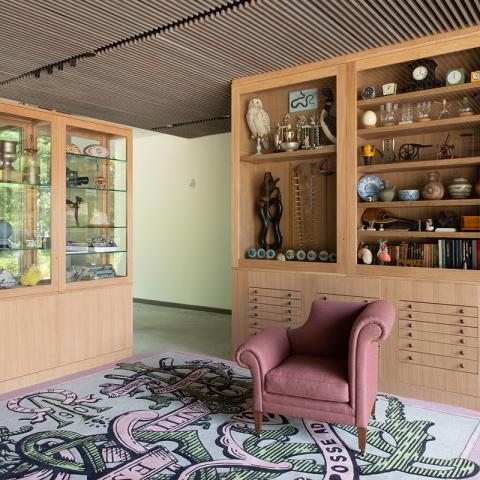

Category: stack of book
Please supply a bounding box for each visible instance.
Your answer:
[360,239,480,269]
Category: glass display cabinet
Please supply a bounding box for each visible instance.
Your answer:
[65,126,128,284]
[0,112,51,290]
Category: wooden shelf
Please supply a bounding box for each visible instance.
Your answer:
[358,114,480,139]
[358,230,480,239]
[238,258,340,272]
[358,199,480,208]
[358,156,480,174]
[357,82,480,110]
[240,145,336,164]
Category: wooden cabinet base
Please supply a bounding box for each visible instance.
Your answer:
[0,284,133,395]
[0,348,131,395]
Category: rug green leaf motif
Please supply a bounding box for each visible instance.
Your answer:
[0,352,478,480]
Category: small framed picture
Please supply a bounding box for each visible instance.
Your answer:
[289,88,318,112]
[471,70,480,83]
[382,83,397,96]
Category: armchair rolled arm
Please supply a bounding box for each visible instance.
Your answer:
[348,300,395,427]
[236,327,290,412]
[236,327,290,373]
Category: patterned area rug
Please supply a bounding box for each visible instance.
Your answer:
[0,351,479,479]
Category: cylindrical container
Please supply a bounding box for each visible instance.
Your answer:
[421,171,444,200]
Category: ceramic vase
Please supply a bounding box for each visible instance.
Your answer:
[421,171,444,200]
[448,177,472,199]
[378,180,396,202]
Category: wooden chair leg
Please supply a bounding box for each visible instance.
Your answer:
[254,411,262,434]
[371,400,376,420]
[358,427,366,455]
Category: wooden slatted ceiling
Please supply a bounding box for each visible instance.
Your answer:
[0,0,478,138]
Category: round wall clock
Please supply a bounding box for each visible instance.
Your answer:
[412,66,428,81]
[445,68,466,86]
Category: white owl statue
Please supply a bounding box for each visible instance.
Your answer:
[246,97,270,154]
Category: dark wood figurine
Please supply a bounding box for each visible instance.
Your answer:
[256,172,283,251]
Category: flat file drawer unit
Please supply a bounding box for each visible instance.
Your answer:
[399,301,478,373]
[247,287,303,338]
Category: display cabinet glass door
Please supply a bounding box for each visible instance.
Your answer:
[0,114,51,289]
[66,127,127,283]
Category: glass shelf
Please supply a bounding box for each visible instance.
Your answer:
[0,114,52,289]
[66,225,126,229]
[0,248,51,252]
[66,249,126,255]
[0,181,51,188]
[66,126,128,282]
[67,152,126,163]
[67,186,127,193]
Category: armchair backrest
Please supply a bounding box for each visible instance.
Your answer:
[288,299,368,358]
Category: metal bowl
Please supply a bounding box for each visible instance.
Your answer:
[280,141,300,152]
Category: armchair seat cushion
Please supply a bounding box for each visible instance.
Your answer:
[265,355,349,403]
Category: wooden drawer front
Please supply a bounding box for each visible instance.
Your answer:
[399,328,478,347]
[249,318,300,330]
[247,327,263,338]
[399,350,477,373]
[318,293,377,304]
[399,338,477,360]
[249,295,302,309]
[398,301,477,317]
[248,287,302,300]
[249,303,301,316]
[398,310,477,328]
[249,311,301,323]
[399,320,478,337]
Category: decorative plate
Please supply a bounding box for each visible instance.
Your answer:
[247,248,257,258]
[83,144,110,158]
[296,249,306,261]
[307,250,318,261]
[257,248,266,259]
[357,175,384,202]
[66,143,81,154]
[318,250,329,262]
[266,249,276,259]
[285,249,295,261]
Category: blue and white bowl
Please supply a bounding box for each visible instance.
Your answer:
[398,189,420,201]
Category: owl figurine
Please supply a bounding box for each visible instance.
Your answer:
[246,97,270,154]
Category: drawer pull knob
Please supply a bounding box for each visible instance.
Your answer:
[254,313,258,317]
[459,350,465,356]
[460,339,465,344]
[253,322,257,326]
[459,363,465,369]
[408,304,413,309]
[288,309,292,313]
[408,343,413,348]
[408,355,413,360]
[408,314,413,319]
[408,323,413,328]
[364,300,368,303]
[460,329,465,334]
[288,318,292,322]
[287,293,292,298]
[287,301,292,305]
[254,306,258,310]
[323,296,327,300]
[408,332,413,337]
[254,298,258,302]
[460,309,465,314]
[254,290,258,294]
[459,319,465,324]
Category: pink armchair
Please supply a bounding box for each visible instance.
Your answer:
[236,298,394,454]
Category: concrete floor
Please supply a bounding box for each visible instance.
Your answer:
[133,302,232,360]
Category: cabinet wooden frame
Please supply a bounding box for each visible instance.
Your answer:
[0,99,133,394]
[231,27,480,410]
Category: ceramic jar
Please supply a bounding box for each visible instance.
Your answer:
[448,177,472,199]
[421,171,444,200]
[378,180,396,202]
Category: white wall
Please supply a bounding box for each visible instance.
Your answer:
[133,129,231,310]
